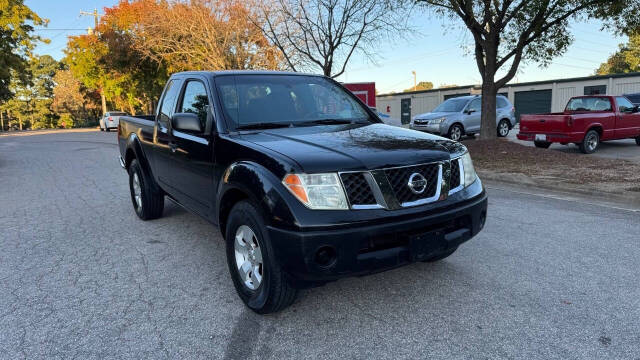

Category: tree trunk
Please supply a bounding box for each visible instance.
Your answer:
[479,80,498,140]
[100,89,107,115]
[18,115,23,131]
[128,103,135,116]
[0,110,4,132]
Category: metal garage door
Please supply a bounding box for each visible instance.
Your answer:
[514,89,552,121]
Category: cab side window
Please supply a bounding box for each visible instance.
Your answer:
[616,97,635,113]
[180,81,209,131]
[158,80,180,128]
[467,99,481,113]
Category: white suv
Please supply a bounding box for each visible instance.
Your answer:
[100,112,128,132]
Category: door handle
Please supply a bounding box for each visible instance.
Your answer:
[169,141,177,153]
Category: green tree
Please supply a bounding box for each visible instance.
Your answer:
[0,0,47,102]
[418,0,640,140]
[404,81,434,92]
[596,31,640,74]
[0,55,60,129]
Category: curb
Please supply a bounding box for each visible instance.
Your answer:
[479,170,640,209]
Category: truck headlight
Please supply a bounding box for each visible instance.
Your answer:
[283,173,348,210]
[461,152,477,186]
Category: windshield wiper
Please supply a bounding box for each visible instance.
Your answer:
[300,119,369,126]
[236,122,292,130]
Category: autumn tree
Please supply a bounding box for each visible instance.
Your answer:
[596,30,640,74]
[65,34,110,115]
[131,0,284,72]
[257,0,411,77]
[418,0,640,140]
[52,69,101,127]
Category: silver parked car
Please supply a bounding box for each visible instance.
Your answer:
[99,111,128,132]
[410,95,516,141]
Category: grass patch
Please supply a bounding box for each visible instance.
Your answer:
[463,138,640,185]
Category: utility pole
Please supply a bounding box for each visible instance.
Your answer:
[79,9,100,33]
[412,71,417,91]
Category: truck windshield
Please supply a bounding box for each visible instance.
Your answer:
[432,98,469,112]
[566,97,612,112]
[215,75,371,130]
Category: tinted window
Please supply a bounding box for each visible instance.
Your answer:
[467,99,481,112]
[497,97,509,108]
[566,97,612,112]
[616,97,635,112]
[158,80,180,126]
[180,81,209,131]
[433,98,469,112]
[215,75,369,128]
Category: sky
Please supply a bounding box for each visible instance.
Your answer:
[27,0,626,94]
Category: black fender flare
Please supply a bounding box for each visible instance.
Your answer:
[216,161,299,237]
[123,133,161,193]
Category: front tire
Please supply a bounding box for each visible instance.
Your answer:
[534,141,551,149]
[225,201,296,314]
[448,123,464,142]
[497,119,510,137]
[635,136,640,146]
[579,130,600,154]
[128,159,164,220]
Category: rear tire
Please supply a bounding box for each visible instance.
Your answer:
[128,159,164,220]
[534,141,551,149]
[105,128,110,132]
[497,119,510,137]
[448,123,464,142]
[579,130,600,154]
[635,136,640,146]
[225,201,297,314]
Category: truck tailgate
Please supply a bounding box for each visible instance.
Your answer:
[519,114,569,133]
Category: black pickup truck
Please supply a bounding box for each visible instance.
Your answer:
[118,71,488,313]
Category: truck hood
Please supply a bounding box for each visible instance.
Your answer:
[240,123,463,173]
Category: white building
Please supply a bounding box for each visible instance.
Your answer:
[376,72,640,125]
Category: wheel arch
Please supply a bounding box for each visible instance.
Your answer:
[216,161,298,238]
[124,133,161,193]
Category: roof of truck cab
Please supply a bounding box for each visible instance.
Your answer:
[171,70,324,77]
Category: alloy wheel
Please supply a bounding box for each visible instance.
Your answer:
[450,126,462,141]
[132,173,142,209]
[499,121,509,136]
[234,225,263,290]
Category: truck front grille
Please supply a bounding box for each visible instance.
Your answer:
[450,158,461,190]
[340,172,377,206]
[384,164,439,205]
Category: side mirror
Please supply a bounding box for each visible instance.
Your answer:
[632,105,639,113]
[465,109,476,114]
[171,113,202,133]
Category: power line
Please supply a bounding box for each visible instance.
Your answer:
[33,28,86,31]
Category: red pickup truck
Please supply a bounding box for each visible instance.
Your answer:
[517,95,640,153]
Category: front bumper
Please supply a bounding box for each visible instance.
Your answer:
[268,190,488,285]
[517,132,583,143]
[411,122,443,134]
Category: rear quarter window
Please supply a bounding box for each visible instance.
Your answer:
[566,97,612,112]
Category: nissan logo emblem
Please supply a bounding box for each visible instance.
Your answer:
[407,173,428,194]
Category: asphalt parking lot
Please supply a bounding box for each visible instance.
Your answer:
[1,129,639,359]
[507,124,640,163]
